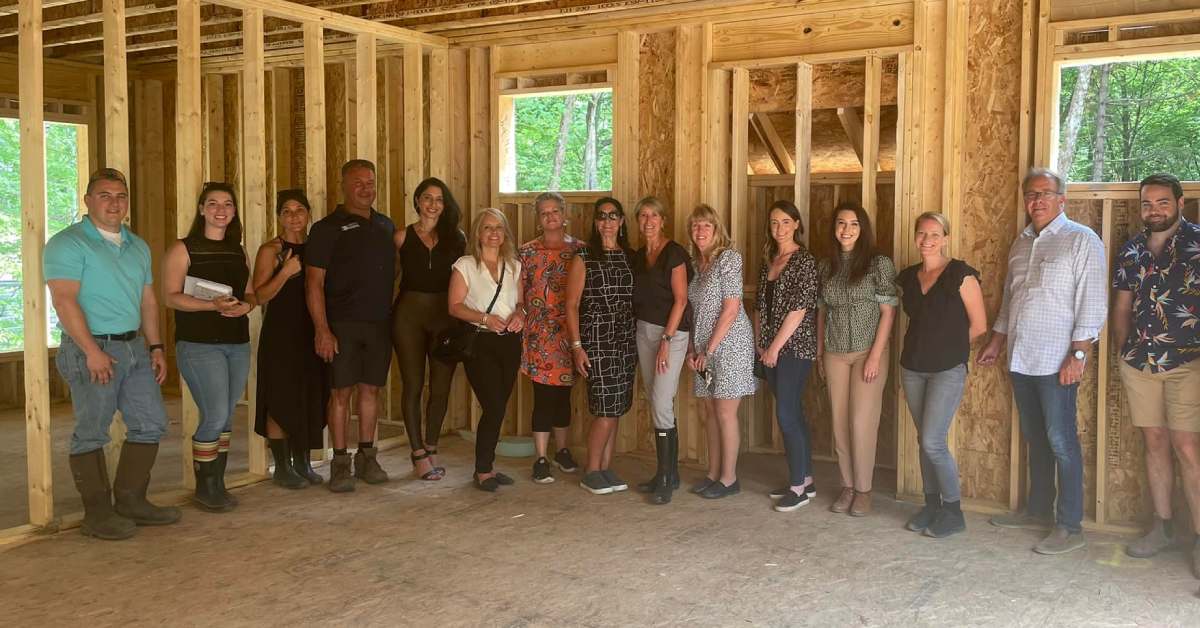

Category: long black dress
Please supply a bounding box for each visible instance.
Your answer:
[254,239,328,449]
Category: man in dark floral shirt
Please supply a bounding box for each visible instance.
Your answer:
[1112,173,1200,578]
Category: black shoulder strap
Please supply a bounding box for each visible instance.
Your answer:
[483,262,506,315]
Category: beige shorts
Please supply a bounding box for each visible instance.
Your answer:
[1119,358,1200,432]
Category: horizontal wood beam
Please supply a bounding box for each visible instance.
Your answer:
[0,0,165,39]
[0,0,76,16]
[203,0,446,47]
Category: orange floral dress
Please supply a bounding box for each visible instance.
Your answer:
[519,235,583,386]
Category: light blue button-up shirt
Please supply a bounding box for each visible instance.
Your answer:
[43,217,153,335]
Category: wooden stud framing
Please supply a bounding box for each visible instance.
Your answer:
[304,22,328,220]
[428,48,450,180]
[861,53,881,224]
[613,31,640,209]
[403,43,424,223]
[751,112,794,175]
[202,0,447,48]
[355,35,377,163]
[176,0,203,487]
[794,62,812,247]
[836,107,865,165]
[1095,197,1113,525]
[674,23,704,244]
[941,0,968,257]
[242,7,269,477]
[730,67,749,249]
[102,0,128,174]
[203,74,225,182]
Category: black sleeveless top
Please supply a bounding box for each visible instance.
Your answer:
[398,225,462,294]
[897,259,979,373]
[175,235,250,344]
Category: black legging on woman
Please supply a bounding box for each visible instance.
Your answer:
[392,291,455,450]
[464,331,522,474]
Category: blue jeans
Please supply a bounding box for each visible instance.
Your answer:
[56,335,168,455]
[1010,372,1084,533]
[900,364,967,503]
[176,341,252,444]
[763,355,813,486]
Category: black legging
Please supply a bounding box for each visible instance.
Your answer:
[464,331,521,474]
[531,381,572,433]
[392,291,455,451]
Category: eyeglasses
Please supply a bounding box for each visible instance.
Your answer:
[595,211,622,222]
[1023,191,1061,202]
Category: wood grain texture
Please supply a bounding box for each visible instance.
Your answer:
[710,3,915,64]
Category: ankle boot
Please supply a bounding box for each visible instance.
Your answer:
[651,429,675,505]
[925,500,966,538]
[269,438,308,489]
[667,426,680,490]
[113,442,182,526]
[70,449,136,540]
[328,452,356,493]
[906,493,941,532]
[291,440,324,485]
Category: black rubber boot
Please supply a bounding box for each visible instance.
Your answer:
[651,429,675,505]
[291,440,324,485]
[906,493,941,532]
[193,458,235,512]
[70,449,136,540]
[667,426,680,490]
[637,434,665,494]
[269,438,308,489]
[216,432,238,507]
[113,442,182,526]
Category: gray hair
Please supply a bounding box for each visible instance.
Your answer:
[1022,167,1066,194]
[532,191,565,212]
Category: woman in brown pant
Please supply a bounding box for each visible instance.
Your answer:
[816,202,898,516]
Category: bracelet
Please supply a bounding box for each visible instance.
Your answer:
[570,340,583,349]
[481,313,489,326]
[148,344,165,353]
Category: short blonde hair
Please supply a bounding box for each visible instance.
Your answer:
[687,204,733,261]
[635,196,667,220]
[468,207,517,267]
[914,211,951,236]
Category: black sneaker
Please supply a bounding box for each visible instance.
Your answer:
[554,448,579,473]
[769,487,791,500]
[580,471,613,495]
[532,457,554,484]
[774,490,809,512]
[805,482,816,497]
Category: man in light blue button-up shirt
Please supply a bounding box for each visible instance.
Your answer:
[977,168,1107,556]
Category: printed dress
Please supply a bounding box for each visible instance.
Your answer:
[689,248,757,399]
[519,236,583,386]
[580,247,637,417]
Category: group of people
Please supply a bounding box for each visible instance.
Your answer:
[43,161,1199,579]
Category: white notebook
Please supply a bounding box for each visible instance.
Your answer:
[183,276,233,301]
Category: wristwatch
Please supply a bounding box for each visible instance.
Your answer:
[1072,349,1087,361]
[148,344,164,353]
[661,333,674,342]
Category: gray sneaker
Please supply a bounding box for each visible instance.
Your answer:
[1034,526,1087,555]
[353,447,389,485]
[1126,517,1174,558]
[602,469,628,492]
[580,471,613,495]
[989,511,1053,530]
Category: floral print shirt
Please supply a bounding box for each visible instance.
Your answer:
[1113,218,1200,373]
[519,235,583,385]
[755,247,819,359]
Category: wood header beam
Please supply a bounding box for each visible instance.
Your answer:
[202,0,446,48]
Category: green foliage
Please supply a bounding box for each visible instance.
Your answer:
[1058,58,1200,182]
[0,119,80,351]
[513,91,613,192]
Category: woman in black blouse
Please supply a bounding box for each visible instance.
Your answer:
[392,177,465,481]
[754,200,820,512]
[896,211,987,537]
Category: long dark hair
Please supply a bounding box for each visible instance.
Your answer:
[413,177,465,255]
[829,201,875,283]
[188,181,242,243]
[588,196,633,257]
[762,199,806,265]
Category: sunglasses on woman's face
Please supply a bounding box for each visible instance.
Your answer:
[595,211,622,222]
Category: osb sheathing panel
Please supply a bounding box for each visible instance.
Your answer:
[952,0,1023,506]
[1049,0,1200,21]
[639,30,675,206]
[752,108,899,175]
[710,4,915,64]
[750,62,899,113]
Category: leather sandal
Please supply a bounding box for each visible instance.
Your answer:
[411,450,442,481]
[425,446,447,476]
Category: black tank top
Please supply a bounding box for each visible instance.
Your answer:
[175,235,250,344]
[398,225,461,294]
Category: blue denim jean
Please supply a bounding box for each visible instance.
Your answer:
[176,341,252,444]
[900,364,967,503]
[763,355,813,486]
[1010,372,1084,533]
[56,335,168,455]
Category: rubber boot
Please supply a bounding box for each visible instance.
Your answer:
[216,432,238,507]
[667,426,680,490]
[651,429,675,505]
[69,449,136,540]
[193,458,235,512]
[291,440,324,485]
[637,433,665,494]
[113,442,182,526]
[269,438,307,489]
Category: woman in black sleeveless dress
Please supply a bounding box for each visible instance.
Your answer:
[251,189,328,488]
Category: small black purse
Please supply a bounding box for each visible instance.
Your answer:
[432,263,505,365]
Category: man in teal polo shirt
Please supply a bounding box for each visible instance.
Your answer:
[44,168,181,540]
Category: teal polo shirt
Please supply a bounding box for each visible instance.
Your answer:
[43,217,153,335]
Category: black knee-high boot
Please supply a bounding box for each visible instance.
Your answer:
[651,428,676,505]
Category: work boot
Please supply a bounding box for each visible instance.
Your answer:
[924,500,966,538]
[192,458,235,512]
[268,438,307,490]
[291,441,324,485]
[1125,517,1174,558]
[651,429,675,505]
[328,452,356,493]
[69,449,136,540]
[906,493,941,532]
[1034,526,1087,555]
[850,490,873,517]
[989,510,1053,530]
[830,487,855,513]
[113,442,182,526]
[353,447,389,484]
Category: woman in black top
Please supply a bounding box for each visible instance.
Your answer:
[392,177,465,481]
[250,189,327,489]
[163,182,256,512]
[630,196,693,505]
[896,211,987,538]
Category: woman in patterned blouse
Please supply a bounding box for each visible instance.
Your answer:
[518,192,583,484]
[754,200,820,512]
[817,202,899,517]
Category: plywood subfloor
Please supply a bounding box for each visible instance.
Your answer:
[5,439,1198,626]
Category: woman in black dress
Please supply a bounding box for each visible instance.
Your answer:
[251,189,328,488]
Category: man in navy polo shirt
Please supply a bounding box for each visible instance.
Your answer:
[44,168,181,540]
[306,159,396,492]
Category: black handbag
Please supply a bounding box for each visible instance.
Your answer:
[432,263,505,364]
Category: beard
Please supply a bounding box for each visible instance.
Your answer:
[1144,211,1180,233]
